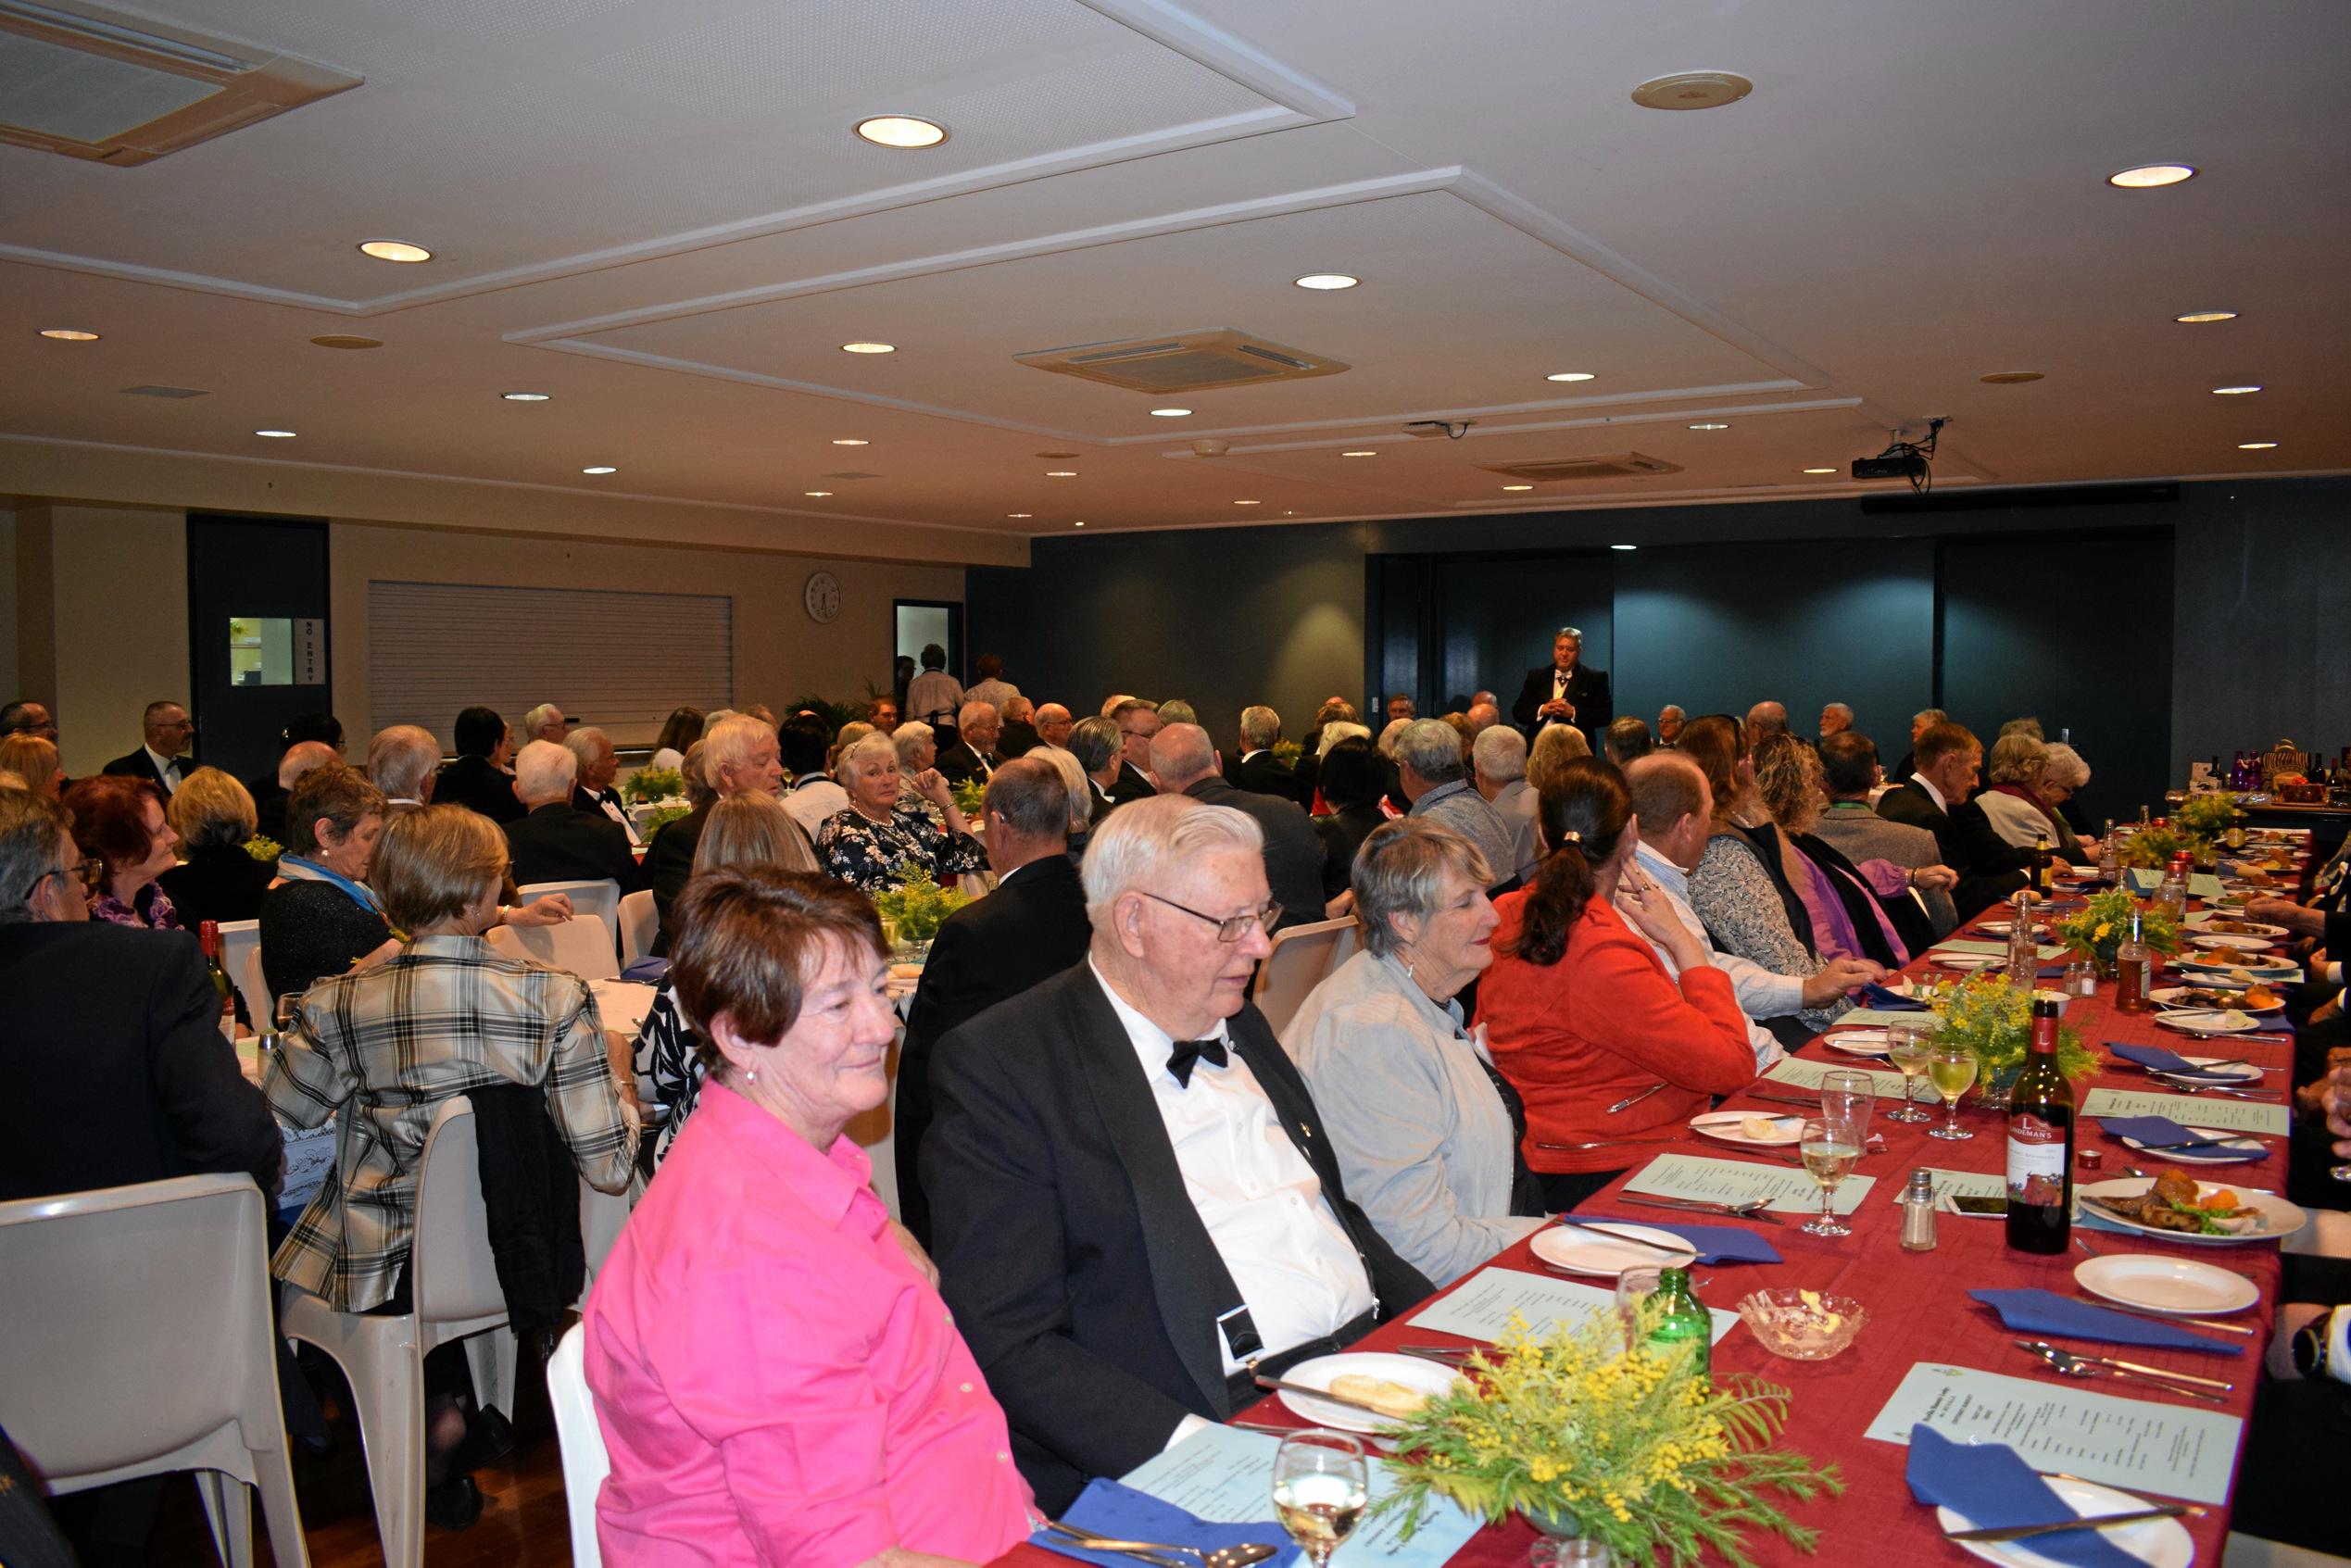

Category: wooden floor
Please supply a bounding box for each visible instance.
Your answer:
[146,1337,579,1568]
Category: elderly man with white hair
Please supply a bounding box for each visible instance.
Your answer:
[1226,704,1307,806]
[1818,701,1854,739]
[367,724,441,812]
[1395,719,1517,891]
[644,712,790,954]
[920,795,1433,1512]
[1150,722,1323,931]
[1471,724,1540,884]
[522,702,572,745]
[1656,704,1687,746]
[1034,701,1075,751]
[938,700,1003,784]
[502,738,646,892]
[563,725,639,845]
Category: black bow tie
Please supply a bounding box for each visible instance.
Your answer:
[1166,1036,1229,1087]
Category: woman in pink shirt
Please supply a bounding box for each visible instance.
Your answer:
[585,868,1035,1567]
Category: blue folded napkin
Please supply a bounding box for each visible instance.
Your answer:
[620,955,671,983]
[1969,1288,2241,1354]
[1571,1215,1782,1264]
[2037,963,2070,978]
[1034,1478,1301,1568]
[2093,1114,2262,1163]
[2106,1042,2233,1083]
[1905,1425,2145,1568]
[1858,983,1928,1010]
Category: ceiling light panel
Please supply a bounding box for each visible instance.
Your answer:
[854,115,946,148]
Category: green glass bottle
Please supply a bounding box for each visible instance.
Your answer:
[1644,1267,1711,1380]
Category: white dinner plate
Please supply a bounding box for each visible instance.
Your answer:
[2174,955,2299,982]
[1530,1220,1698,1277]
[2191,933,2279,954]
[2131,1053,2265,1085]
[2150,986,2285,1016]
[2077,1176,2307,1246]
[1275,1352,1461,1436]
[1690,1110,1805,1148]
[2184,919,2289,938]
[2154,1009,2264,1035]
[1936,1474,2193,1568]
[1973,920,2043,937]
[2074,1253,2261,1316]
[1823,1029,1892,1058]
[1928,953,2003,971]
[2113,1123,2266,1163]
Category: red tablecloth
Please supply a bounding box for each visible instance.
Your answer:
[995,895,2303,1568]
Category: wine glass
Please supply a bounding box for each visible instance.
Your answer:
[273,992,303,1036]
[1797,1117,1862,1237]
[1927,1044,1980,1142]
[1614,1267,1663,1355]
[1272,1431,1368,1568]
[1885,1023,1933,1123]
[1531,1540,1617,1568]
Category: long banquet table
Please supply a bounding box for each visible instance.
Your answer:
[995,873,2307,1568]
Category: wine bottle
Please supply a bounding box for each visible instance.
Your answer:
[1644,1267,1712,1381]
[2115,905,2151,1014]
[2005,997,2073,1254]
[2031,832,2054,892]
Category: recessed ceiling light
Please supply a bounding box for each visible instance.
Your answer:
[854,115,947,148]
[358,239,432,263]
[309,334,382,349]
[39,328,99,341]
[1610,544,1639,552]
[1073,520,1087,528]
[1292,273,1359,291]
[582,465,617,474]
[1689,421,1729,431]
[1233,499,1261,505]
[2211,384,2262,395]
[1150,408,1192,417]
[1007,512,1032,519]
[805,490,833,497]
[831,437,869,445]
[1502,484,1535,492]
[1046,470,1077,478]
[1341,449,1378,458]
[254,429,296,438]
[1980,371,2044,384]
[1629,70,1754,111]
[1545,371,1596,383]
[501,392,550,402]
[840,341,896,354]
[2107,164,2195,189]
[2174,309,2237,324]
[2236,441,2278,450]
[1802,467,1839,475]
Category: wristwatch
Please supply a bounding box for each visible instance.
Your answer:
[2292,1317,2332,1380]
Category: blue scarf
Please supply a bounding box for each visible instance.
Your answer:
[277,855,385,917]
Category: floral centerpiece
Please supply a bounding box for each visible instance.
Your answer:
[1272,739,1304,769]
[624,765,685,804]
[949,776,987,820]
[244,834,283,863]
[1922,972,2100,1101]
[871,866,970,954]
[1374,1312,1839,1568]
[2118,822,2192,872]
[2056,888,2181,973]
[641,803,692,835]
[2173,791,2241,844]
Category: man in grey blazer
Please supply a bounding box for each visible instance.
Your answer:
[1812,732,1960,938]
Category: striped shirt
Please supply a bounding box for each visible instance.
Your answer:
[265,932,636,1311]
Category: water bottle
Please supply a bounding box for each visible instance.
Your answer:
[1644,1267,1713,1381]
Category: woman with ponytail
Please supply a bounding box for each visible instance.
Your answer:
[1475,756,1758,1210]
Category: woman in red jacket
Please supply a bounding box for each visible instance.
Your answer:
[1477,756,1759,1210]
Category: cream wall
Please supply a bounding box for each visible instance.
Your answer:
[14,502,192,778]
[330,521,962,746]
[0,510,18,707]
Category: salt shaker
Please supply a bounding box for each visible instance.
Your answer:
[1900,1169,1938,1252]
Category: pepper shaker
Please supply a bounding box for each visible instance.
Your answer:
[1900,1169,1938,1252]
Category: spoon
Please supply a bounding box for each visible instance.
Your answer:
[2015,1340,2232,1402]
[1044,1523,1279,1568]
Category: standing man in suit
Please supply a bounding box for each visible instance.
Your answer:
[564,726,641,847]
[1510,627,1612,751]
[101,699,197,796]
[898,759,1091,1244]
[1876,721,2029,920]
[1225,705,1308,807]
[937,700,1004,784]
[923,795,1434,1512]
[434,706,525,823]
[1109,698,1161,803]
[1150,724,1323,933]
[503,741,645,893]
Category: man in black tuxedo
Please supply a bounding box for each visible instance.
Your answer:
[923,795,1433,1512]
[433,705,525,823]
[100,699,197,797]
[1108,698,1160,803]
[563,726,643,847]
[1509,626,1613,752]
[1876,720,2029,921]
[1151,723,1324,931]
[1224,704,1310,807]
[997,695,1043,759]
[504,741,645,893]
[936,700,1004,784]
[897,759,1092,1244]
[1070,715,1124,823]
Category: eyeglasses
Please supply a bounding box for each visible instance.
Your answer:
[1120,727,1156,742]
[1138,890,1281,942]
[23,857,103,900]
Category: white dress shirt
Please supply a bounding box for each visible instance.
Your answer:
[145,745,184,795]
[1088,960,1373,1374]
[1630,841,1789,1069]
[593,789,644,846]
[783,776,850,839]
[1908,771,1949,813]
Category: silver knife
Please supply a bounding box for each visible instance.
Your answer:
[1944,1507,2185,1543]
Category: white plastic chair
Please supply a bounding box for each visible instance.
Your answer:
[1252,915,1356,1036]
[486,913,621,981]
[0,1173,310,1568]
[546,1322,610,1568]
[617,888,657,967]
[279,1097,516,1568]
[518,878,621,954]
[240,949,270,1036]
[219,919,266,1023]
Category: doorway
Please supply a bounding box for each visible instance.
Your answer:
[186,514,333,783]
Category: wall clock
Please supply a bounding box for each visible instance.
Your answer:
[803,571,842,623]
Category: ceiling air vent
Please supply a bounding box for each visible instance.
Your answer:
[120,383,206,397]
[0,0,360,166]
[1016,329,1347,395]
[1477,453,1683,483]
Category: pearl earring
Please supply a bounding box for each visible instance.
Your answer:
[745,1064,759,1085]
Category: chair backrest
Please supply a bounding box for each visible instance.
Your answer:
[617,888,657,967]
[220,918,266,1024]
[519,878,621,953]
[241,948,270,1036]
[546,1323,610,1568]
[408,1097,510,1325]
[485,914,620,981]
[0,1174,282,1486]
[1252,915,1354,1036]
[1326,915,1364,972]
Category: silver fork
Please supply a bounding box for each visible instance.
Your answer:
[2016,1340,2232,1402]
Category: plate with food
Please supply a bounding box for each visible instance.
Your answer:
[1822,1028,1892,1058]
[1936,1475,2193,1568]
[2152,984,2284,1015]
[2077,1173,2306,1245]
[1690,1110,1805,1148]
[2073,1253,2260,1316]
[1531,1220,1698,1277]
[2174,955,2299,983]
[1275,1352,1461,1436]
[2192,918,2290,938]
[2190,933,2280,955]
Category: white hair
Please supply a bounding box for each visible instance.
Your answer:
[367,725,440,801]
[958,699,999,730]
[522,702,566,738]
[1079,795,1262,923]
[1376,718,1413,758]
[1472,723,1528,784]
[1238,705,1281,751]
[1318,721,1372,758]
[1037,744,1094,833]
[843,731,900,778]
[701,713,773,788]
[892,721,936,768]
[513,738,578,803]
[1823,702,1853,721]
[1394,718,1468,784]
[2042,743,2092,791]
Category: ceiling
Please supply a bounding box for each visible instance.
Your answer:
[2,0,2344,558]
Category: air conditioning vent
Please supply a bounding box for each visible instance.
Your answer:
[120,383,206,397]
[1477,452,1683,483]
[0,0,359,167]
[822,470,880,480]
[1017,329,1347,395]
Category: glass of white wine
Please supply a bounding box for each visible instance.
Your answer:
[1273,1430,1368,1568]
[1927,1044,1979,1142]
[1796,1117,1861,1236]
[1884,1023,1934,1123]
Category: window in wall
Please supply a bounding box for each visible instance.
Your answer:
[228,617,291,685]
